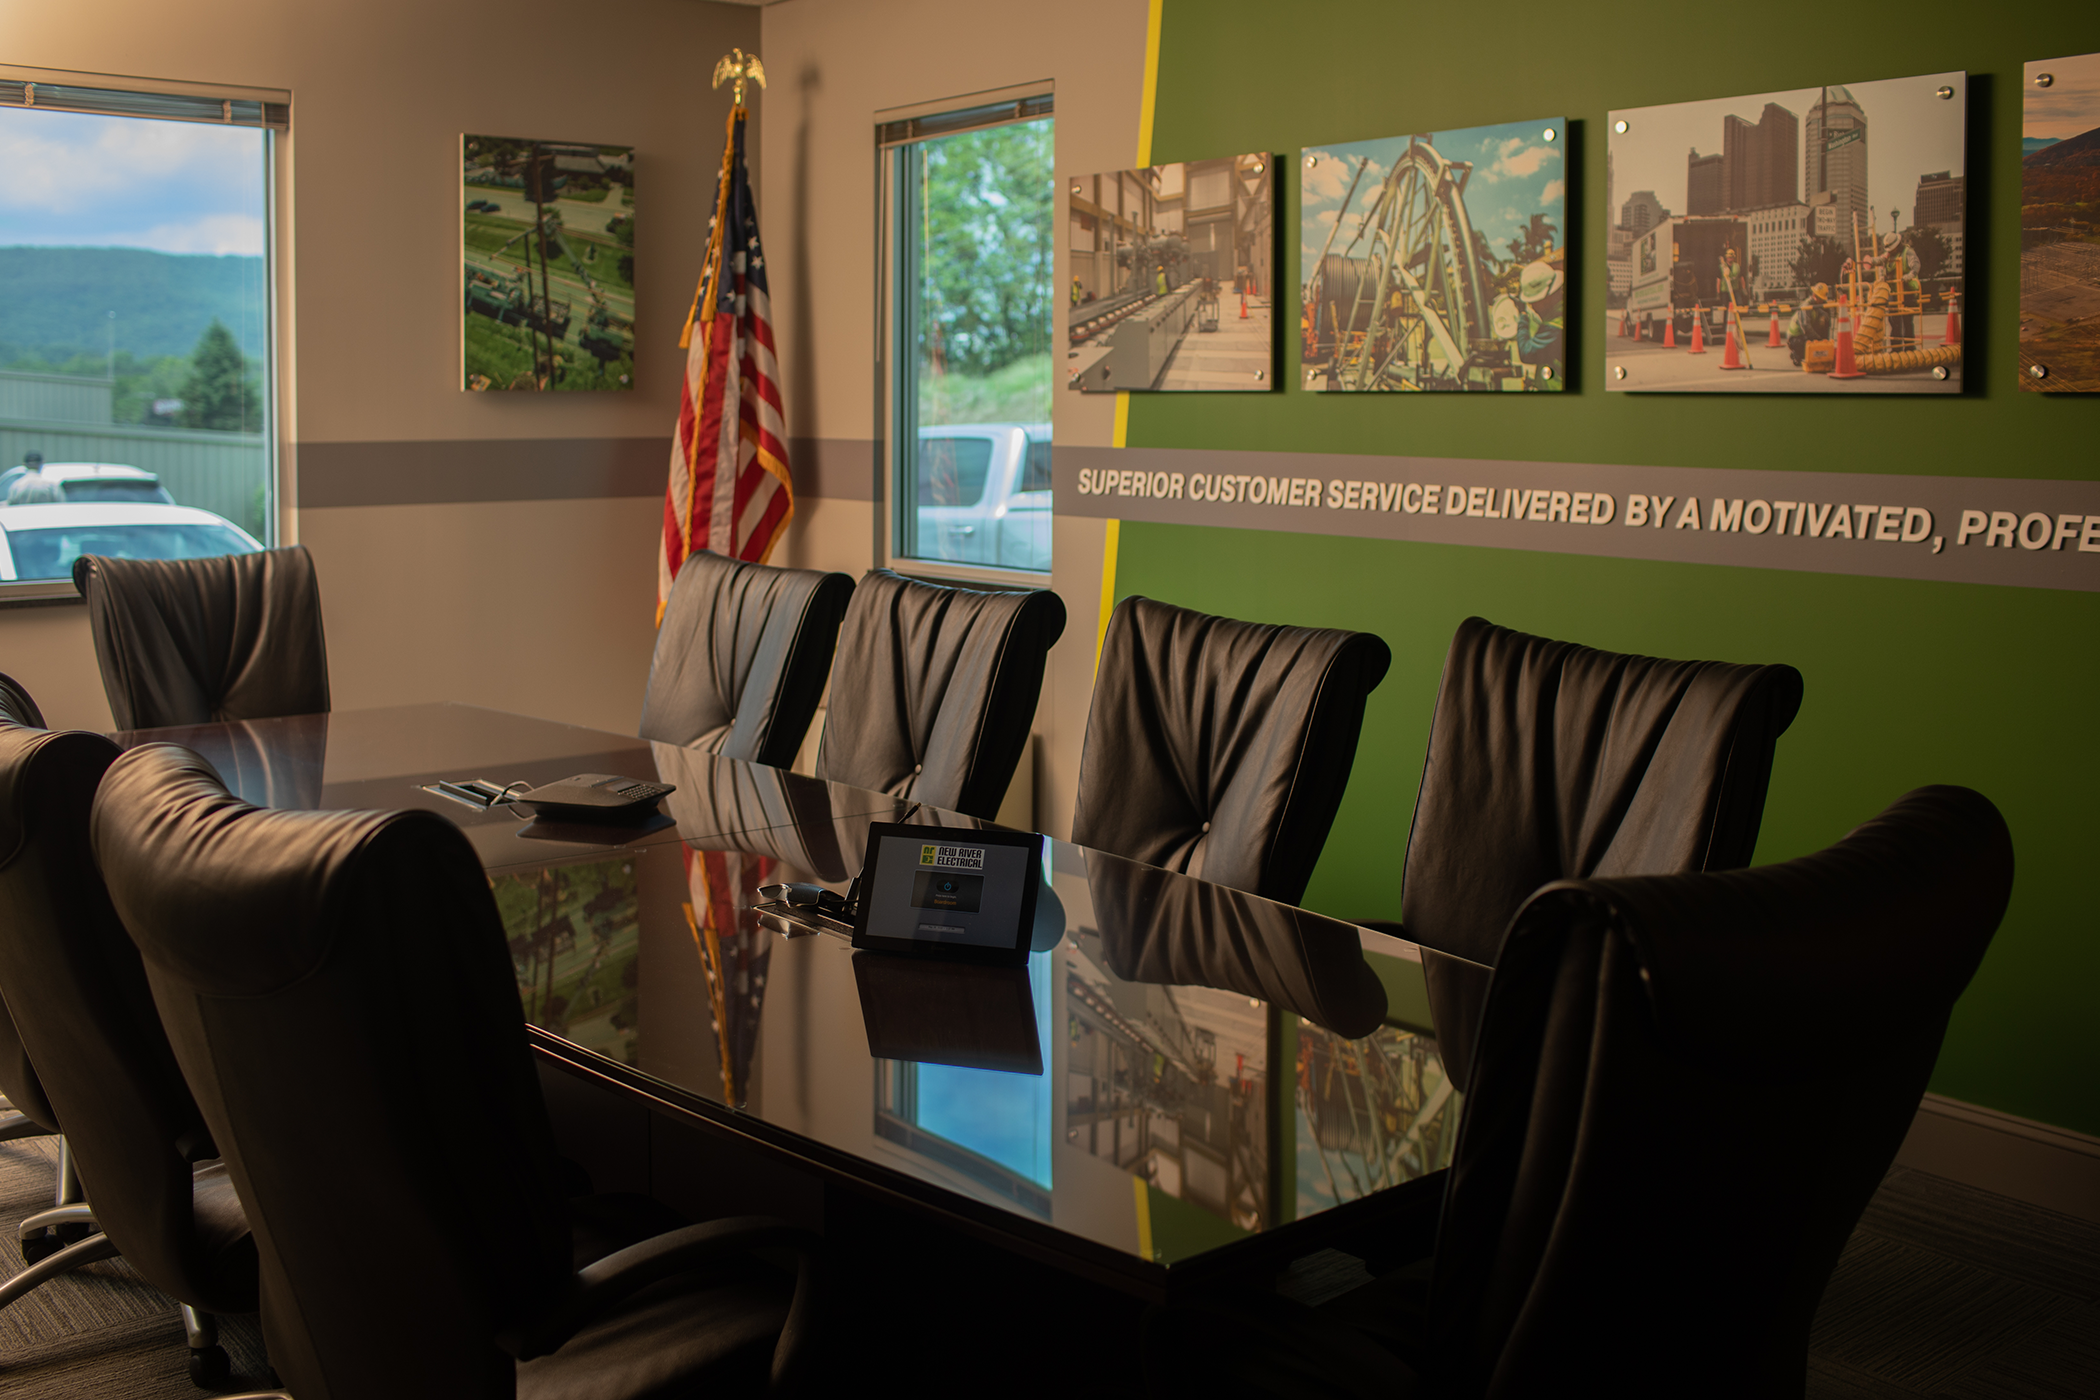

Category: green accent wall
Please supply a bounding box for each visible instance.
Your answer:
[1121,1,2100,1136]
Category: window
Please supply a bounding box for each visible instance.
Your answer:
[0,69,285,601]
[878,86,1054,579]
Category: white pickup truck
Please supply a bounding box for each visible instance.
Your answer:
[911,423,1051,573]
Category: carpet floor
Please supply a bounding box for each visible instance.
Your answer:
[0,1133,2092,1398]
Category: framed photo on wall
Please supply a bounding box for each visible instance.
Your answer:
[1301,119,1567,393]
[1605,73,1965,394]
[462,134,634,392]
[2022,53,2100,393]
[1066,153,1275,392]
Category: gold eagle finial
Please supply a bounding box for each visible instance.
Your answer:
[711,49,766,107]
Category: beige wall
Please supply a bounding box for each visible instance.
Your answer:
[759,0,1147,838]
[2,0,760,733]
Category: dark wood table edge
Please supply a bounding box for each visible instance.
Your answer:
[530,1030,1449,1303]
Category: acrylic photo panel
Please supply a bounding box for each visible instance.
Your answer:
[2022,54,2100,393]
[1066,154,1275,392]
[462,135,634,392]
[1606,73,1964,394]
[1301,119,1567,392]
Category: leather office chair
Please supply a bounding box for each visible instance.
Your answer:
[1147,785,2015,1400]
[73,544,330,731]
[641,550,854,767]
[1089,850,1388,1039]
[1072,596,1392,905]
[815,569,1065,821]
[0,674,61,1153]
[0,696,258,1385]
[93,744,820,1400]
[1373,616,1804,1089]
[0,673,70,1266]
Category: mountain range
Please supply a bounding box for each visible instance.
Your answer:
[0,246,267,363]
[2024,126,2100,169]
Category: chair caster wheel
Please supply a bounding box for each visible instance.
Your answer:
[54,1221,92,1246]
[188,1344,229,1388]
[19,1229,56,1264]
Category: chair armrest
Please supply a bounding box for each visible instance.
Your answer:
[515,1215,822,1389]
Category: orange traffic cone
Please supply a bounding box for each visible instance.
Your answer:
[1829,310,1865,379]
[1944,292,1962,346]
[1238,291,1248,320]
[1665,316,1678,348]
[1619,310,1630,338]
[1632,317,1642,341]
[1687,317,1704,353]
[1766,309,1784,348]
[1720,325,1748,369]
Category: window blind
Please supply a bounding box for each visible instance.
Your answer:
[0,79,287,130]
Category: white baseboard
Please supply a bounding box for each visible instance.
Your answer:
[1894,1092,2100,1222]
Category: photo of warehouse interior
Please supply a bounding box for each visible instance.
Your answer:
[1066,152,1273,391]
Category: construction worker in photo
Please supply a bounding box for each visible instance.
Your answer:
[1788,282,1836,368]
[1155,264,1169,297]
[1072,276,1083,306]
[1516,250,1565,367]
[1717,246,1752,345]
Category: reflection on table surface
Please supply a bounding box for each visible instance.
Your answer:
[116,703,1467,1280]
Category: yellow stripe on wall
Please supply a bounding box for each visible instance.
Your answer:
[1094,518,1120,676]
[1096,1,1157,680]
[1135,0,1164,168]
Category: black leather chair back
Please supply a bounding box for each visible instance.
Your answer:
[74,544,330,731]
[1072,596,1392,905]
[0,711,255,1313]
[1432,785,2011,1398]
[815,569,1066,820]
[0,673,58,1134]
[94,746,575,1399]
[641,550,854,767]
[1401,616,1804,969]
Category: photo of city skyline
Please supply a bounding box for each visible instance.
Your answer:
[1606,72,1966,394]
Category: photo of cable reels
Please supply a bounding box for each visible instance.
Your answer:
[1318,136,1492,391]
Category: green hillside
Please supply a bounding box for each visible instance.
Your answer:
[0,247,267,366]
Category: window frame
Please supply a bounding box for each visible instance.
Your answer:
[0,65,291,606]
[873,81,1054,587]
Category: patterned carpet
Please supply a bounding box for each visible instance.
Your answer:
[0,1130,2092,1398]
[0,1136,271,1397]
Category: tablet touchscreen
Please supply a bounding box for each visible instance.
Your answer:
[850,823,1042,965]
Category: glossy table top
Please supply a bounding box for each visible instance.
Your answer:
[118,704,1466,1291]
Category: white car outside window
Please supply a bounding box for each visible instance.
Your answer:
[912,423,1051,573]
[0,503,263,582]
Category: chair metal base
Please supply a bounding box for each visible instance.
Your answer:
[19,1202,95,1238]
[0,1231,120,1309]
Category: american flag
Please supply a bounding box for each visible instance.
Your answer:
[660,106,792,617]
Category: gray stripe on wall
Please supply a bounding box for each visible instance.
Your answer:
[297,436,876,508]
[787,437,876,501]
[297,437,665,507]
[1059,446,2100,594]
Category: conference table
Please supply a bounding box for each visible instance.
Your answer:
[113,702,1468,1301]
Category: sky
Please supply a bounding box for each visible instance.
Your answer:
[1300,118,1564,274]
[2024,51,2100,142]
[0,106,265,255]
[1609,72,1964,235]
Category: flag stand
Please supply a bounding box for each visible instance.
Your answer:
[658,48,792,620]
